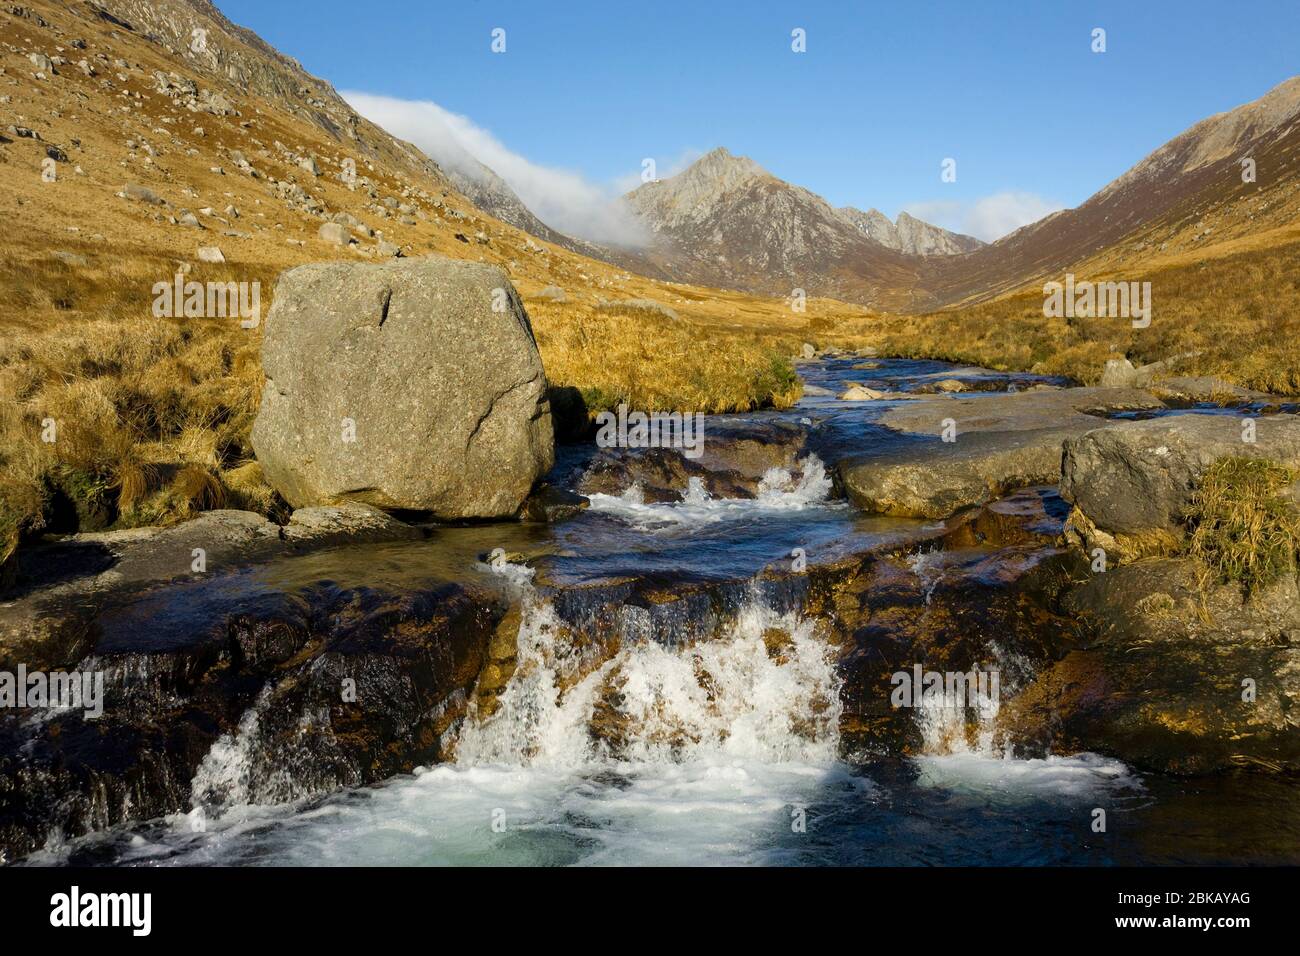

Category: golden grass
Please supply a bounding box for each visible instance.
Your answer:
[852,238,1300,391]
[529,300,804,414]
[0,249,274,565]
[1187,457,1300,593]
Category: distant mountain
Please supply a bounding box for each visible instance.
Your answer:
[619,148,933,309]
[837,207,984,256]
[439,160,612,259]
[614,78,1300,310]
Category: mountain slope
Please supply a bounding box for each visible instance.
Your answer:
[922,76,1300,305]
[82,0,459,188]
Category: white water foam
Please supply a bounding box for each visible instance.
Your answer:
[456,567,842,769]
[584,454,838,531]
[94,568,858,867]
[909,676,1140,799]
[54,550,1139,865]
[913,751,1141,800]
[913,683,1002,757]
[188,688,270,816]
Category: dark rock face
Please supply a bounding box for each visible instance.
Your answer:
[0,515,506,863]
[997,557,1300,774]
[573,418,811,502]
[576,447,757,502]
[519,484,589,523]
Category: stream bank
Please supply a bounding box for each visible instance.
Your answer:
[3,356,1297,865]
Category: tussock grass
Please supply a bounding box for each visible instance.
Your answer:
[1186,457,1300,593]
[0,250,278,570]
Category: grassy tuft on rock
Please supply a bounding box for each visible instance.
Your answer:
[1187,456,1300,593]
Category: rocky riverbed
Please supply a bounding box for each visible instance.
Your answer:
[3,354,1299,865]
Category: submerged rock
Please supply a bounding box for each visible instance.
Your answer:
[573,418,811,501]
[283,502,423,546]
[519,484,589,523]
[840,385,885,401]
[251,257,554,518]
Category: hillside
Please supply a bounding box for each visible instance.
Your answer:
[0,0,876,567]
[922,76,1300,305]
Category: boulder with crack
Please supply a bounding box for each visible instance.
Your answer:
[251,257,554,518]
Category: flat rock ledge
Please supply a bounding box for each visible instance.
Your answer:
[838,387,1164,518]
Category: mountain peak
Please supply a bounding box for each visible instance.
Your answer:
[837,207,984,257]
[671,147,767,187]
[623,146,769,231]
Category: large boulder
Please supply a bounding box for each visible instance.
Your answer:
[1060,414,1300,539]
[251,258,554,517]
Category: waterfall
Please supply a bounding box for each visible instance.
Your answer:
[913,678,1003,757]
[454,563,842,769]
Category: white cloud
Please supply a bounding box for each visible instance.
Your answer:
[342,91,652,247]
[903,192,1063,242]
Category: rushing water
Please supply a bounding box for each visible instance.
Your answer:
[26,357,1300,867]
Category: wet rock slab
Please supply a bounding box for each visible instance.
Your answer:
[997,556,1300,774]
[572,417,811,501]
[0,510,504,863]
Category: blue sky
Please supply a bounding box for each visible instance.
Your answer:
[218,0,1299,242]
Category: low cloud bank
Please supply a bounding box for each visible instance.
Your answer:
[344,90,651,247]
[903,191,1064,242]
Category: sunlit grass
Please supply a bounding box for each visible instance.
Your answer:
[845,238,1300,391]
[1187,457,1300,593]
